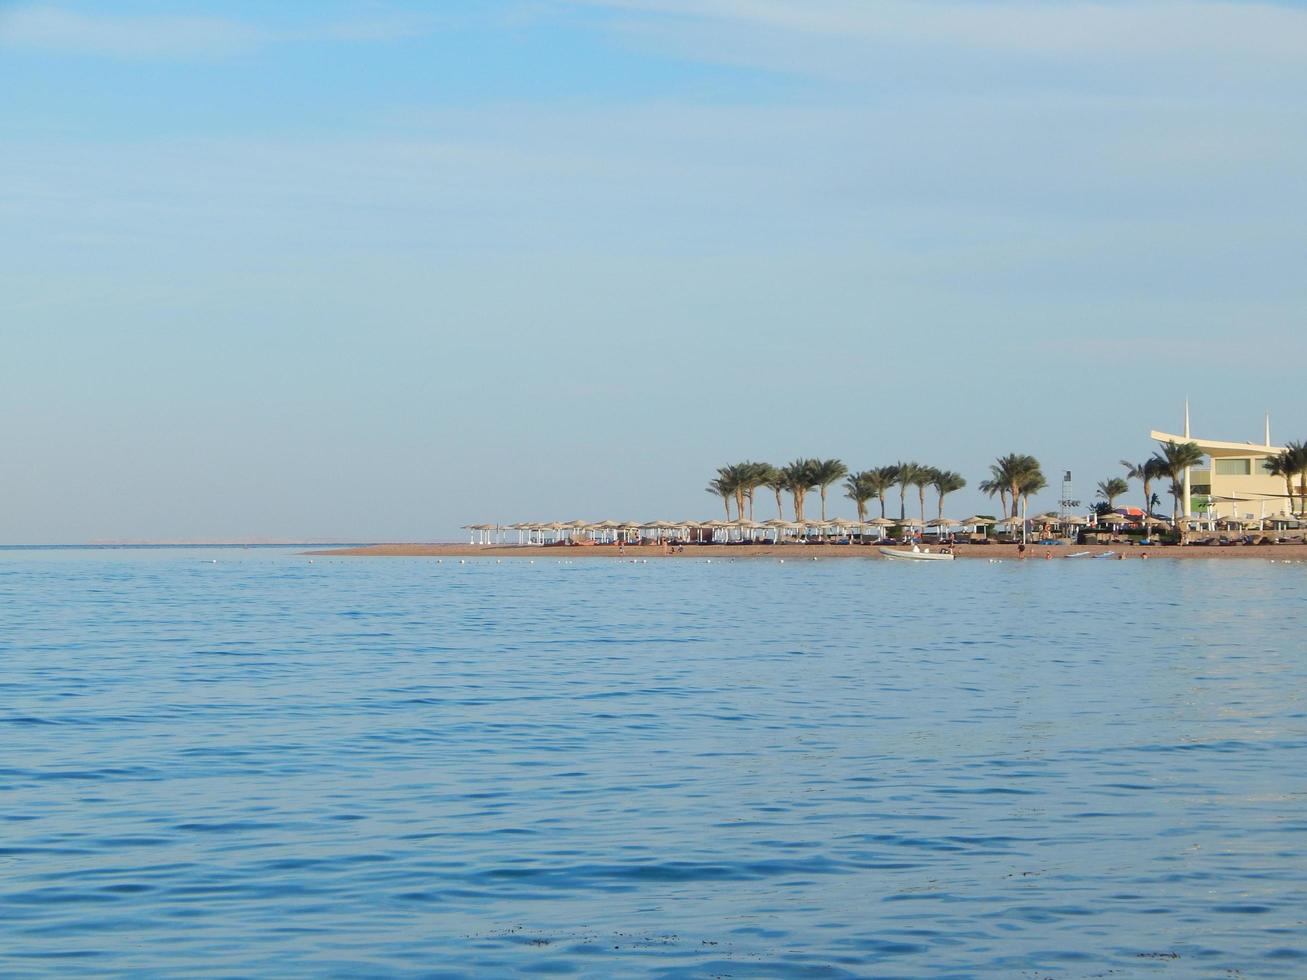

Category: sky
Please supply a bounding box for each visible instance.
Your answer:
[2,0,1305,542]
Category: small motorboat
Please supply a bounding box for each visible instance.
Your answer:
[879,545,955,561]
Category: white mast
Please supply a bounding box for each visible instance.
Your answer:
[1182,398,1191,519]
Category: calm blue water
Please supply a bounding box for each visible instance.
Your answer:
[2,549,1305,977]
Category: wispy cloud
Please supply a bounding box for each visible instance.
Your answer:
[0,5,264,58]
[0,4,436,59]
[570,0,1307,63]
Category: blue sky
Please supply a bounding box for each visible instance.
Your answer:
[2,1,1305,542]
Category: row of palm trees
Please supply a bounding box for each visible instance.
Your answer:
[707,458,971,526]
[709,439,1307,545]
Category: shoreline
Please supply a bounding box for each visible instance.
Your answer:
[309,542,1307,561]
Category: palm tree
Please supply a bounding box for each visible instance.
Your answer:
[1018,469,1047,515]
[1153,440,1205,542]
[843,471,876,522]
[1267,451,1296,514]
[894,461,925,521]
[781,458,819,523]
[1287,440,1307,513]
[931,470,966,520]
[978,478,1007,519]
[812,458,849,521]
[1121,457,1166,518]
[911,465,937,526]
[735,461,773,522]
[717,464,748,520]
[759,464,785,519]
[1096,477,1130,510]
[705,473,736,520]
[990,453,1043,518]
[869,466,898,519]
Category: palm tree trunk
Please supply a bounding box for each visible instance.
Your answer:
[878,496,886,519]
[937,491,944,520]
[898,487,906,521]
[774,488,783,518]
[820,486,828,521]
[722,496,730,520]
[919,487,926,526]
[1143,478,1151,517]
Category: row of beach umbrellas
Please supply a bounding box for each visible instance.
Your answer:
[464,510,1304,544]
[462,516,1007,545]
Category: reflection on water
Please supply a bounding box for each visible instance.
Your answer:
[1,550,1305,976]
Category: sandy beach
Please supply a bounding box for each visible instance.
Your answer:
[312,541,1307,561]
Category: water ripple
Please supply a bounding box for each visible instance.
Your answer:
[1,548,1304,975]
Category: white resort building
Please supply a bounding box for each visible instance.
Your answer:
[1151,406,1293,521]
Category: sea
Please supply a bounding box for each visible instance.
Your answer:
[2,547,1305,977]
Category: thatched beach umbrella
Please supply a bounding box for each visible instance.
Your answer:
[825,517,860,542]
[990,518,1022,536]
[864,516,895,540]
[588,519,620,544]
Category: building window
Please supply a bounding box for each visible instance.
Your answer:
[1214,458,1252,476]
[1257,458,1275,475]
[1192,484,1212,495]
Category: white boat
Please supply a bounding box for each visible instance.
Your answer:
[879,546,955,561]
